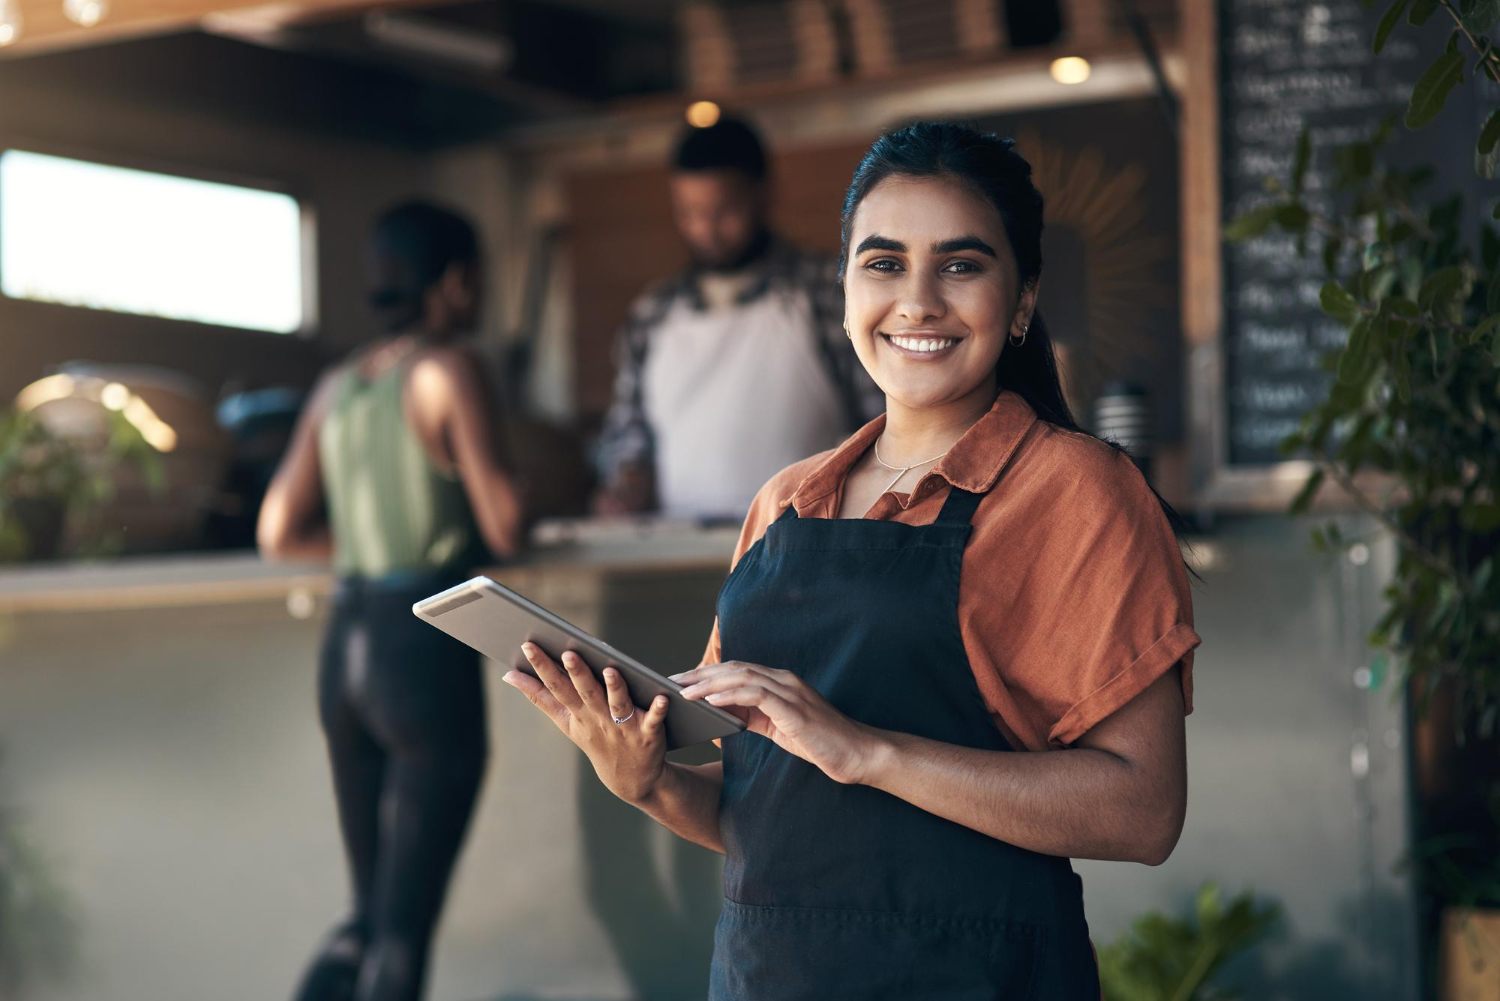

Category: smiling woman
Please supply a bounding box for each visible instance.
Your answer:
[504,122,1199,1001]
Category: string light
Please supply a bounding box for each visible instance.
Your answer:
[0,0,22,46]
[14,373,178,452]
[685,101,721,128]
[63,0,109,28]
[1049,57,1091,85]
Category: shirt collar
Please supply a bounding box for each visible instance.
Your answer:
[787,391,1039,517]
[680,234,797,311]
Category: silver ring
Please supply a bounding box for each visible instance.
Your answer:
[611,709,635,725]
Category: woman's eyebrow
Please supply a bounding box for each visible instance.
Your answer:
[933,236,997,257]
[855,235,905,254]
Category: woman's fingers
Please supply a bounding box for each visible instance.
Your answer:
[603,668,636,722]
[704,685,792,714]
[641,694,670,736]
[561,651,607,710]
[605,671,672,740]
[680,665,798,703]
[523,643,584,710]
[501,670,568,726]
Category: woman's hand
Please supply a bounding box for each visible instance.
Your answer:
[503,643,671,806]
[670,662,879,785]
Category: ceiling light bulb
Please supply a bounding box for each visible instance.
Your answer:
[101,382,130,410]
[0,0,22,45]
[686,101,721,128]
[1050,56,1091,85]
[63,0,108,27]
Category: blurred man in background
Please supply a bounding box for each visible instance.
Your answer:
[594,116,881,520]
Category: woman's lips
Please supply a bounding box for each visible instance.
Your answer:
[881,332,961,359]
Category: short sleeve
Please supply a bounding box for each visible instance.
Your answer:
[962,437,1199,749]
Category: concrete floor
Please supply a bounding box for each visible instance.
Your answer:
[0,597,721,1001]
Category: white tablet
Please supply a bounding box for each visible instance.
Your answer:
[413,576,745,750]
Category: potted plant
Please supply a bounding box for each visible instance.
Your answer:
[1097,883,1281,1001]
[0,405,163,562]
[1226,2,1500,997]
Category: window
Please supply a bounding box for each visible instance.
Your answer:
[0,150,306,334]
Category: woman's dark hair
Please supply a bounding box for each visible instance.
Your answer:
[368,201,479,332]
[839,122,1198,554]
[674,116,767,180]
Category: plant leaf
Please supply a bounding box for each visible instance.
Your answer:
[1291,128,1312,198]
[1418,266,1468,315]
[1480,109,1500,178]
[1276,203,1311,231]
[1290,468,1326,515]
[1463,504,1500,533]
[1405,52,1466,130]
[1321,282,1360,323]
[1223,204,1281,242]
[1462,0,1499,32]
[1475,313,1500,359]
[1408,0,1440,24]
[1481,108,1500,155]
[1376,0,1412,51]
[1338,316,1375,384]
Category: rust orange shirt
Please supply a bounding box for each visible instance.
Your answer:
[701,390,1199,751]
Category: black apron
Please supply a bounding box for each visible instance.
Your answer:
[710,485,1100,1000]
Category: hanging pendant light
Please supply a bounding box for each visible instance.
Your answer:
[0,0,23,46]
[63,0,108,27]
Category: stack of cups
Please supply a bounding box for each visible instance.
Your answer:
[1091,381,1153,484]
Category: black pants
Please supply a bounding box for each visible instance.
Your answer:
[293,575,488,1001]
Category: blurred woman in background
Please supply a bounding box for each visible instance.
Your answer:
[258,201,524,1001]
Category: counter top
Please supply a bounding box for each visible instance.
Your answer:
[0,519,740,613]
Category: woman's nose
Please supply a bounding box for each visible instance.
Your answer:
[896,272,945,323]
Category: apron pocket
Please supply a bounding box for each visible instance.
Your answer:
[708,897,1040,1001]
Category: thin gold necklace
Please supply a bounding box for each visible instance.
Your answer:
[872,434,949,494]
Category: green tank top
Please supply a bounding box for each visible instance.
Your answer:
[317,361,479,579]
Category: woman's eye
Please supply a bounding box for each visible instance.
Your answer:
[865,258,902,273]
[944,260,980,274]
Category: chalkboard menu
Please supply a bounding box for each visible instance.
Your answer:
[1218,0,1488,465]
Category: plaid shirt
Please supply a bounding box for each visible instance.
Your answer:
[596,237,884,485]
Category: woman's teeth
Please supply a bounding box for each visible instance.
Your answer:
[887,335,957,353]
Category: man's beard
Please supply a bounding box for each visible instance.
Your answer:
[692,227,772,274]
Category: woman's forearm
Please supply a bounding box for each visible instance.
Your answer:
[859,729,1183,865]
[258,517,333,564]
[633,760,726,854]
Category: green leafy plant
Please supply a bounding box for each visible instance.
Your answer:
[0,406,164,562]
[1225,0,1500,959]
[1226,0,1500,731]
[1097,883,1282,1001]
[0,754,78,997]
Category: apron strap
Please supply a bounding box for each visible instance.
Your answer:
[934,484,984,526]
[773,502,800,523]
